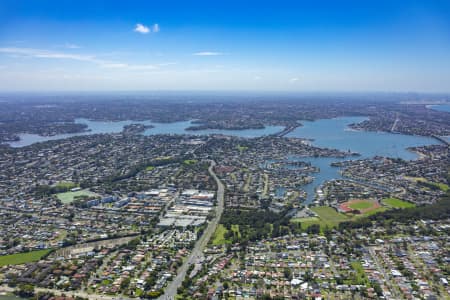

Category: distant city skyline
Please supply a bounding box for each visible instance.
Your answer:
[1,0,450,92]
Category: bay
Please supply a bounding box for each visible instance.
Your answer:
[285,117,439,203]
[7,119,284,147]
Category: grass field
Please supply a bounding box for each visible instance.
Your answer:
[146,165,155,171]
[56,189,98,204]
[382,197,416,208]
[290,217,322,229]
[348,200,374,210]
[405,176,449,192]
[311,206,349,225]
[291,198,415,231]
[211,224,240,245]
[0,249,52,267]
[358,207,387,216]
[293,206,351,230]
[237,145,249,151]
[183,159,198,165]
[291,208,348,230]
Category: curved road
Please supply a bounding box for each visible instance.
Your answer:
[159,160,224,300]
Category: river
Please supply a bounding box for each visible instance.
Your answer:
[7,118,284,148]
[5,116,441,203]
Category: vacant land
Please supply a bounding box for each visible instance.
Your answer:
[183,159,198,165]
[405,176,449,192]
[290,216,322,229]
[0,249,52,267]
[382,197,416,208]
[291,207,349,230]
[211,224,240,245]
[56,189,99,204]
[310,206,349,227]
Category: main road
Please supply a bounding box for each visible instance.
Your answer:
[159,160,224,300]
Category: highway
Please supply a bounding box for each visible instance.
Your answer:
[159,160,225,300]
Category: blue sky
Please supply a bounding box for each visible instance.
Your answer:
[0,0,449,92]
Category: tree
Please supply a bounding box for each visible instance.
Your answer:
[283,267,293,280]
[16,284,34,298]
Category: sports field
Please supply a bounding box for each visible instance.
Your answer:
[340,199,380,214]
[0,249,52,267]
[348,200,373,210]
[382,197,416,208]
[56,189,98,204]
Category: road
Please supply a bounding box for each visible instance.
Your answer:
[391,113,400,132]
[0,285,130,300]
[368,247,401,299]
[159,160,224,300]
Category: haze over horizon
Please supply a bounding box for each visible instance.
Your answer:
[1,0,450,93]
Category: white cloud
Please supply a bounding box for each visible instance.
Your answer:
[134,23,160,34]
[0,47,98,63]
[0,47,170,72]
[134,23,150,34]
[254,75,262,80]
[193,51,224,56]
[289,77,300,83]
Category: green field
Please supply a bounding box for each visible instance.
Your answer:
[311,206,349,226]
[348,200,374,210]
[291,217,320,223]
[359,207,387,216]
[291,207,349,230]
[56,189,98,204]
[237,145,249,151]
[291,217,322,229]
[0,249,52,267]
[211,224,240,245]
[382,197,416,208]
[289,207,348,230]
[427,181,449,191]
[183,159,198,165]
[407,177,449,192]
[145,165,155,171]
